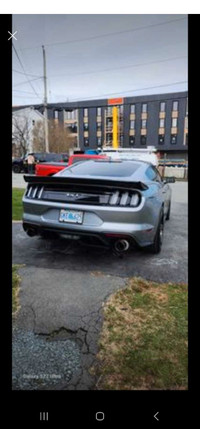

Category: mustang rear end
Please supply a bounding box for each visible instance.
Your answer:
[22,175,155,250]
[22,159,171,253]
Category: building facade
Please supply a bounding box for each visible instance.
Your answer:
[13,91,188,159]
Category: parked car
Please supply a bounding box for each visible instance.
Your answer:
[12,152,68,174]
[35,154,108,176]
[22,159,174,254]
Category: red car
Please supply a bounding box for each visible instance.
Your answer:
[35,154,108,176]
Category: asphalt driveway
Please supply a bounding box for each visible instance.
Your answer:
[12,181,188,390]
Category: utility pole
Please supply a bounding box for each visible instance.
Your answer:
[42,45,49,152]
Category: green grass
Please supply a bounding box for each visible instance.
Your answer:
[94,278,188,390]
[12,188,24,220]
[12,265,22,314]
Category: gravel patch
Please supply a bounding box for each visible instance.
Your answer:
[12,327,81,390]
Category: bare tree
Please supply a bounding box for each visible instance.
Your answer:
[32,120,45,152]
[48,120,75,153]
[12,114,31,157]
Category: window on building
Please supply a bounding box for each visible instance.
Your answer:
[84,108,88,117]
[66,110,76,120]
[129,136,135,146]
[171,134,177,144]
[160,102,166,112]
[68,123,77,133]
[130,104,135,114]
[158,135,165,145]
[141,119,147,129]
[97,107,101,116]
[84,138,89,147]
[54,110,59,119]
[172,101,179,111]
[141,135,147,145]
[119,105,123,114]
[185,116,188,130]
[120,135,124,145]
[107,120,112,131]
[107,107,112,116]
[70,110,77,120]
[32,120,35,126]
[159,118,165,128]
[97,137,102,147]
[172,118,178,128]
[107,133,112,143]
[97,122,101,131]
[142,103,147,113]
[84,122,89,131]
[130,120,135,129]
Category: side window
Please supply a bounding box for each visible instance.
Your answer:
[145,166,157,181]
[153,166,162,183]
[37,153,46,162]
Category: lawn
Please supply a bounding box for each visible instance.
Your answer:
[12,188,24,220]
[93,277,188,390]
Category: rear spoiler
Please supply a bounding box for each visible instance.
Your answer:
[23,175,148,191]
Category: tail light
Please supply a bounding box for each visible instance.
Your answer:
[109,191,141,207]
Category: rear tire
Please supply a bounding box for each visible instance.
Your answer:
[13,164,21,173]
[166,201,171,221]
[149,211,164,254]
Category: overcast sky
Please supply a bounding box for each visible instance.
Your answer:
[12,14,188,106]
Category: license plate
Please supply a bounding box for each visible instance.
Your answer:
[59,209,83,224]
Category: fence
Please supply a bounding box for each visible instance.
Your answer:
[158,165,188,180]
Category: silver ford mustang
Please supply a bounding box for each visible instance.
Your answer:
[22,159,173,254]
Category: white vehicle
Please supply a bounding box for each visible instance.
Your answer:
[99,146,158,166]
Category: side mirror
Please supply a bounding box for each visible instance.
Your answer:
[163,177,176,184]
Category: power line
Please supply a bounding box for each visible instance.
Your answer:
[13,89,43,95]
[12,68,42,78]
[13,77,43,87]
[69,81,188,101]
[48,55,187,78]
[12,94,41,99]
[12,44,41,100]
[20,17,187,50]
[12,47,43,100]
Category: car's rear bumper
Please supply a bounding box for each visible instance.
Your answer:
[22,197,157,247]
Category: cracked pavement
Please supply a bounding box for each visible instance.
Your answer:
[12,182,188,390]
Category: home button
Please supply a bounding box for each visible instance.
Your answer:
[96,411,105,421]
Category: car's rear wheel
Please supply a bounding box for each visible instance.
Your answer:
[166,201,171,221]
[149,211,164,254]
[13,164,21,173]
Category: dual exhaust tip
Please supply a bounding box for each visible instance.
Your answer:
[24,225,130,253]
[113,239,130,253]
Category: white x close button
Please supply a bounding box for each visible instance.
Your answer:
[8,31,17,41]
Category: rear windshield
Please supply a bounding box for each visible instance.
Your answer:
[60,160,141,177]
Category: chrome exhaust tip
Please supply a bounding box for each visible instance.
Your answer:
[114,239,130,253]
